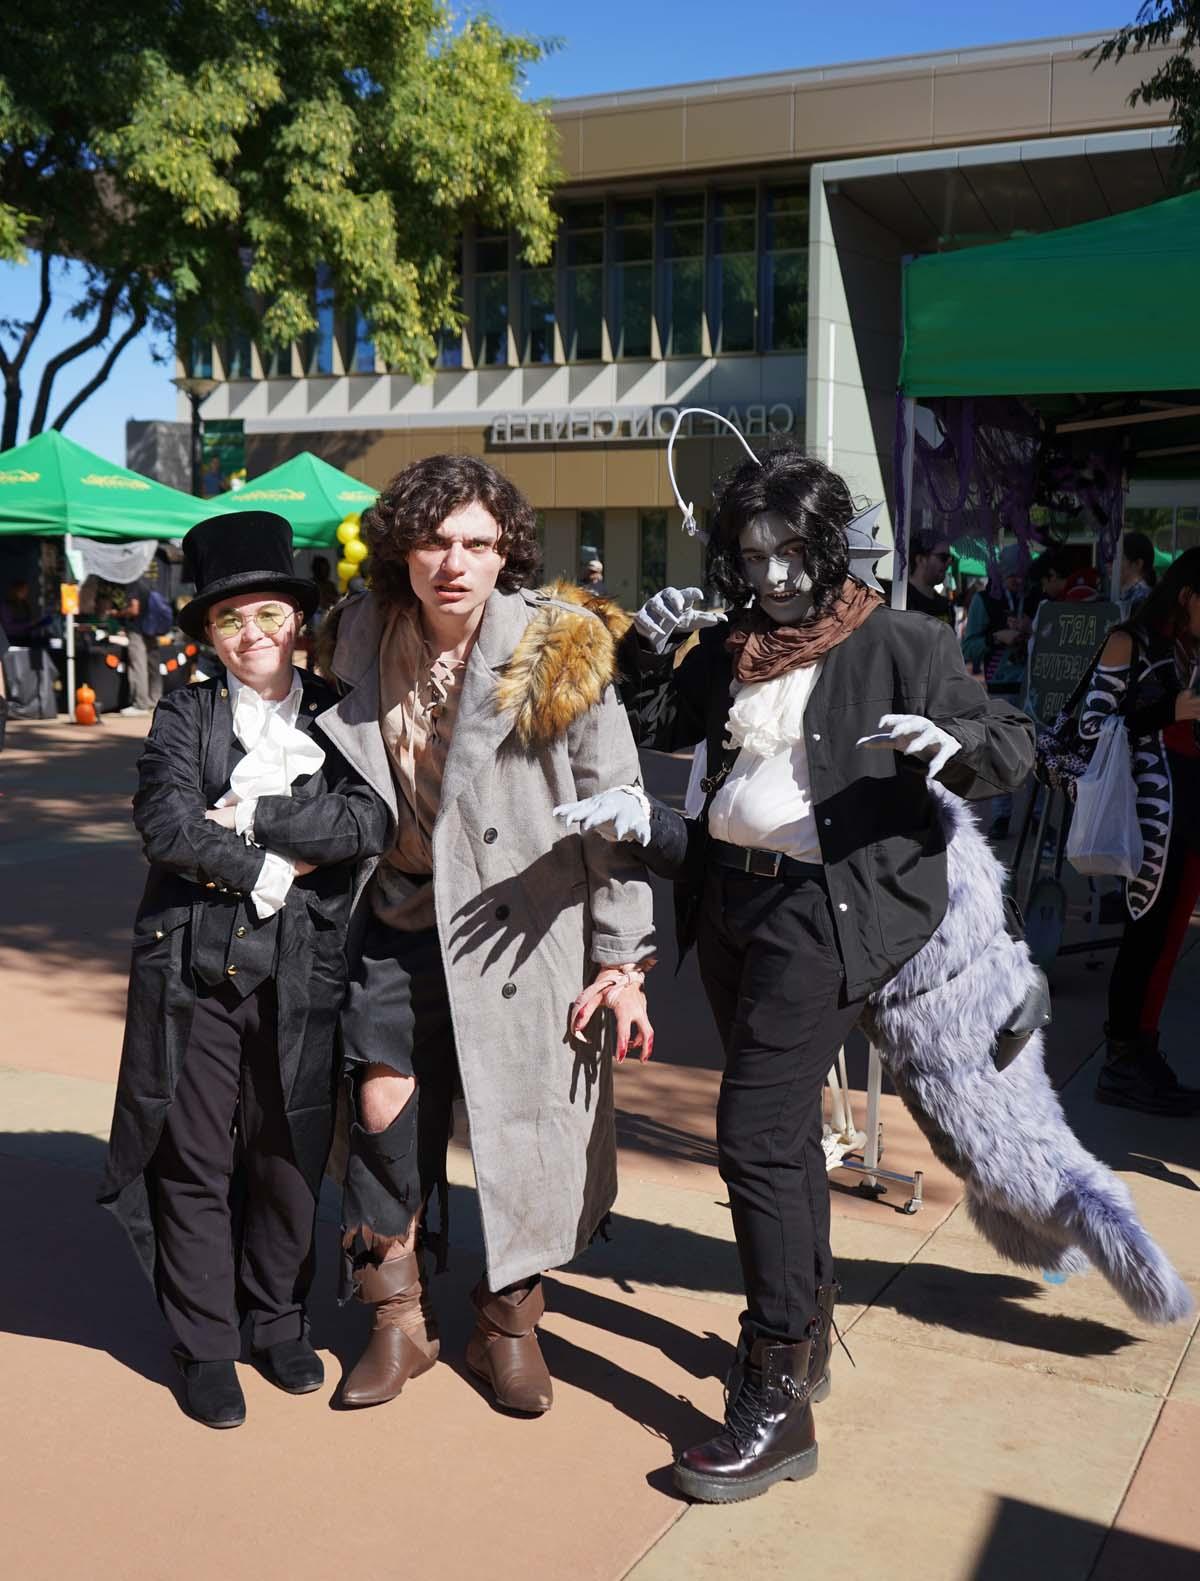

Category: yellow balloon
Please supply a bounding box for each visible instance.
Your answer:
[337,558,357,584]
[336,516,361,545]
[344,537,368,565]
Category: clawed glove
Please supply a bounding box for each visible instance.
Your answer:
[553,786,652,846]
[633,586,726,654]
[857,713,962,778]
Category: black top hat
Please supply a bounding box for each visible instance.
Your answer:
[178,512,318,640]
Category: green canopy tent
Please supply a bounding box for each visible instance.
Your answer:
[0,430,212,716]
[900,190,1200,399]
[0,429,209,541]
[210,451,378,548]
[895,190,1200,606]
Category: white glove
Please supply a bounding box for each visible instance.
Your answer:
[553,786,652,846]
[857,713,962,778]
[633,586,726,654]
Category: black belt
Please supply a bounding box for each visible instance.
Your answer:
[709,838,824,882]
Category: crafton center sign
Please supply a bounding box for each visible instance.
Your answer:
[487,403,799,446]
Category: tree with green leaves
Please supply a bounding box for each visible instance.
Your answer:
[1089,2,1200,186]
[0,1,559,451]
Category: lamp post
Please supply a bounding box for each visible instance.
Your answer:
[170,374,220,496]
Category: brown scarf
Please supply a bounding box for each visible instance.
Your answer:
[726,578,883,684]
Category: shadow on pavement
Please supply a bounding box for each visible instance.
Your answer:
[972,1495,1199,1581]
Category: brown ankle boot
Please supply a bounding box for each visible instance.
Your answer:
[465,1278,553,1414]
[340,1251,439,1408]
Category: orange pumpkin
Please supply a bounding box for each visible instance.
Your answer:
[75,683,98,725]
[105,653,119,669]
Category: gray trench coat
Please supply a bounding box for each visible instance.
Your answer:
[320,587,656,1290]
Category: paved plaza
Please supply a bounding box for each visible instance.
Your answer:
[1,714,1198,1581]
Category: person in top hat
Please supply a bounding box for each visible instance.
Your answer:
[99,512,391,1428]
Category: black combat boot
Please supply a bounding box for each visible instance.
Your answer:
[1096,1028,1200,1117]
[807,1282,838,1402]
[674,1336,818,1504]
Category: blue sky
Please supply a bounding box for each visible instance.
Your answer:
[0,1,1135,465]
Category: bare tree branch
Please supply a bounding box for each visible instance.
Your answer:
[1,248,55,449]
[50,301,150,433]
[27,274,126,436]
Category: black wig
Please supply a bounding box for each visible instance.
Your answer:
[706,446,854,617]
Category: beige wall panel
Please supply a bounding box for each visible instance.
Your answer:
[579,105,685,176]
[667,520,705,591]
[551,115,583,182]
[493,447,556,507]
[793,72,933,157]
[1050,46,1173,131]
[605,446,661,508]
[603,508,640,610]
[540,510,578,585]
[671,440,717,523]
[453,427,486,457]
[553,448,607,509]
[353,431,413,488]
[685,92,792,166]
[932,61,1051,142]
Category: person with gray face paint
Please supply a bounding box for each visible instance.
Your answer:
[557,445,1033,1505]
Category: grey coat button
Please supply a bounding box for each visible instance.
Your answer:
[235,926,246,938]
[220,688,229,698]
[501,982,517,999]
[483,828,498,844]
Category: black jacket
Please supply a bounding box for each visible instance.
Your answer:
[98,670,391,1281]
[621,607,1035,1000]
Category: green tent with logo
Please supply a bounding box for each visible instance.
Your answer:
[211,451,378,548]
[0,429,209,540]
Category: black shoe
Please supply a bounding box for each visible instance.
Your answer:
[1096,1031,1200,1117]
[176,1357,246,1429]
[674,1337,818,1504]
[253,1336,325,1395]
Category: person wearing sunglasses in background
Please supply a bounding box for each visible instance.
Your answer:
[99,513,390,1429]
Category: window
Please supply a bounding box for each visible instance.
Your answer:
[306,263,336,375]
[661,194,704,357]
[187,337,214,379]
[565,203,604,361]
[474,230,510,366]
[763,186,808,352]
[436,325,464,370]
[579,509,605,581]
[224,333,252,379]
[639,510,667,603]
[351,311,376,373]
[710,190,756,353]
[521,267,556,364]
[612,199,653,359]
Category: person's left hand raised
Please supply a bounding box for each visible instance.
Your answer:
[857,713,961,777]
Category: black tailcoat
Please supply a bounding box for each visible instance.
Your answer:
[98,669,391,1282]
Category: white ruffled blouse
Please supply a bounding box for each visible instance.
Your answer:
[706,659,824,863]
[215,670,326,918]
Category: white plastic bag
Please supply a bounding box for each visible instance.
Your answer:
[1066,716,1144,879]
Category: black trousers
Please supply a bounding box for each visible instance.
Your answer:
[1108,752,1200,1039]
[697,866,865,1345]
[150,980,317,1361]
[339,920,458,1248]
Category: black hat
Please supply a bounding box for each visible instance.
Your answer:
[178,512,318,640]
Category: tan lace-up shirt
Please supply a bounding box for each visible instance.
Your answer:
[371,605,467,931]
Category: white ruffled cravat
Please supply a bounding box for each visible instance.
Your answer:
[726,661,823,760]
[216,670,326,918]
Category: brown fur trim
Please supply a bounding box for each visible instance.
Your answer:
[495,583,628,748]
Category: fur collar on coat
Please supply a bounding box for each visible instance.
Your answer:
[318,579,631,750]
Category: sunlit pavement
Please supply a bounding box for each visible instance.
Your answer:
[1,715,1197,1580]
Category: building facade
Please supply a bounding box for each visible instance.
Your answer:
[181,32,1182,605]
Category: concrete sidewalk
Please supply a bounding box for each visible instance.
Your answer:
[1,716,1198,1581]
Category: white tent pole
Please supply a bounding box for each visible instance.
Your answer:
[64,531,77,725]
[892,396,916,612]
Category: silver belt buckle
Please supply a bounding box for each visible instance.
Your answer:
[747,847,783,878]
